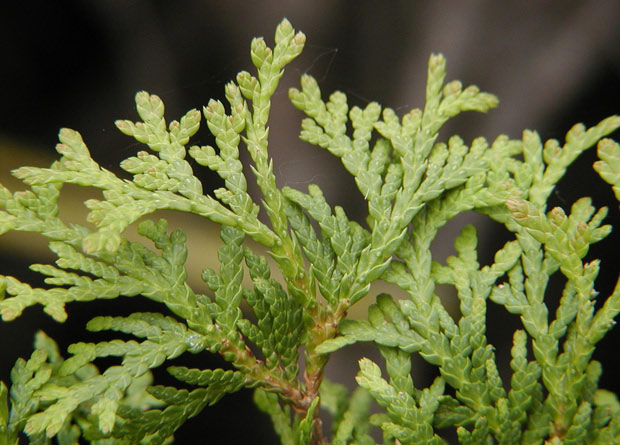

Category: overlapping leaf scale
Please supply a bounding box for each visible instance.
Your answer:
[282,185,338,239]
[11,333,162,441]
[332,209,371,303]
[290,76,391,293]
[509,240,562,394]
[444,302,498,427]
[392,168,512,302]
[295,397,319,445]
[383,224,528,439]
[201,226,245,351]
[369,301,415,398]
[586,141,620,351]
[37,338,245,443]
[19,92,278,253]
[271,297,303,378]
[188,84,257,223]
[167,367,246,393]
[360,111,494,292]
[0,179,87,246]
[284,198,338,306]
[562,401,593,444]
[249,18,305,129]
[288,55,503,322]
[438,233,530,437]
[4,336,55,442]
[133,219,207,327]
[489,118,620,208]
[239,247,303,379]
[595,138,620,202]
[11,127,239,253]
[531,116,620,206]
[505,330,542,440]
[0,237,149,322]
[0,218,214,346]
[120,221,201,322]
[109,386,214,445]
[26,331,190,438]
[488,147,620,440]
[356,358,444,444]
[506,198,614,356]
[2,16,620,444]
[86,312,209,355]
[289,74,349,157]
[316,294,424,355]
[118,90,270,245]
[13,128,112,188]
[344,103,383,200]
[283,185,371,305]
[116,92,201,193]
[237,283,279,371]
[456,415,490,444]
[232,21,313,310]
[507,198,609,277]
[375,130,488,226]
[373,54,497,226]
[435,226,520,317]
[381,211,466,352]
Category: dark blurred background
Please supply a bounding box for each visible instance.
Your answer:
[1,1,620,443]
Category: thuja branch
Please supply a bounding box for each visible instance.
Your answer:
[1,18,620,445]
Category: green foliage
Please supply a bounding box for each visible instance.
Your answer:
[1,18,620,444]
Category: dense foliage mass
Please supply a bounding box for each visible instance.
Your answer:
[1,19,620,444]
